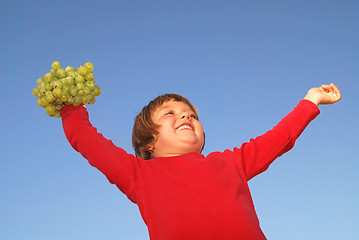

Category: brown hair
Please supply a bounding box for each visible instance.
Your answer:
[132,94,200,160]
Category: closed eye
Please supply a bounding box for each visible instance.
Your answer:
[190,114,198,120]
[165,111,175,116]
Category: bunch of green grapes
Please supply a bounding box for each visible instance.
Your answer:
[33,61,102,117]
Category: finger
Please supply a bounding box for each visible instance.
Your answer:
[330,83,342,100]
[321,84,331,92]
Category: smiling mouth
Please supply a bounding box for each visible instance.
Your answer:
[177,124,194,131]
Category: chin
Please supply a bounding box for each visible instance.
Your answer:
[182,143,203,154]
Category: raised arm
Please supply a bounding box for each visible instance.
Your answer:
[235,99,319,180]
[61,105,141,202]
[235,84,341,180]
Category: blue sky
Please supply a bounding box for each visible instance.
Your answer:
[1,0,358,239]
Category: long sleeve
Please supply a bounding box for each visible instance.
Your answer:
[233,100,320,180]
[61,105,141,202]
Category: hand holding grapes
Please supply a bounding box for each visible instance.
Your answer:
[33,61,102,117]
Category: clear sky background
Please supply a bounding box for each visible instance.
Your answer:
[1,0,358,239]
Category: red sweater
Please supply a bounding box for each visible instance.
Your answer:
[61,100,319,240]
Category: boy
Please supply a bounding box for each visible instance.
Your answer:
[61,83,341,240]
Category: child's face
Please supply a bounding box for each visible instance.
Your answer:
[150,100,205,158]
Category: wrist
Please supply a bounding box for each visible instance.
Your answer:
[303,96,320,106]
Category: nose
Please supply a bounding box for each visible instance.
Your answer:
[181,112,190,119]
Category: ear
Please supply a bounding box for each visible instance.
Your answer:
[147,146,154,153]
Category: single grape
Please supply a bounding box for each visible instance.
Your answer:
[73,96,82,106]
[37,90,44,99]
[60,78,67,85]
[69,86,78,96]
[65,96,74,105]
[78,90,85,96]
[75,75,84,84]
[53,88,62,97]
[76,82,84,90]
[83,87,90,95]
[37,98,43,107]
[65,76,74,86]
[77,66,87,75]
[40,86,48,95]
[84,72,94,81]
[67,71,77,78]
[46,92,55,102]
[53,80,62,89]
[85,80,95,90]
[56,68,67,79]
[38,81,44,88]
[88,91,95,98]
[54,97,63,105]
[37,77,44,85]
[88,97,96,105]
[93,86,102,96]
[44,82,52,91]
[50,77,58,84]
[62,85,70,94]
[60,93,69,102]
[40,97,49,107]
[81,95,90,104]
[45,104,56,115]
[84,62,93,72]
[54,111,61,118]
[44,72,53,82]
[52,61,61,70]
[55,104,64,111]
[33,87,40,96]
[65,66,75,72]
